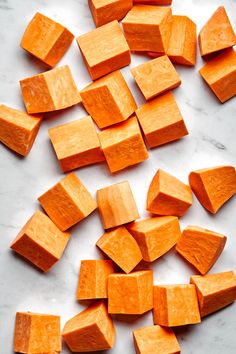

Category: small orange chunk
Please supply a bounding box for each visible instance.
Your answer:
[77,20,131,80]
[136,92,188,148]
[147,169,192,217]
[122,6,172,53]
[20,65,81,114]
[98,116,148,173]
[199,6,236,57]
[131,56,181,100]
[10,211,70,272]
[189,165,236,213]
[49,116,104,172]
[108,270,153,314]
[153,284,201,326]
[0,104,41,156]
[80,70,137,129]
[133,325,180,354]
[14,312,61,354]
[167,15,197,66]
[38,173,97,231]
[89,0,133,27]
[199,48,236,103]
[176,226,227,275]
[77,260,115,300]
[97,181,139,229]
[62,301,115,352]
[127,216,181,262]
[190,271,236,317]
[133,0,172,4]
[21,12,74,67]
[96,227,142,273]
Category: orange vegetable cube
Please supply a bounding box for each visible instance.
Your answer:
[49,116,104,172]
[98,116,148,173]
[10,211,70,272]
[77,20,131,80]
[108,270,153,314]
[97,181,139,229]
[96,227,142,273]
[131,56,181,100]
[153,284,201,326]
[147,169,192,217]
[62,301,115,352]
[21,12,74,67]
[77,260,115,300]
[38,173,97,231]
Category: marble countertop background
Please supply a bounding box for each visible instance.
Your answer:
[0,0,236,353]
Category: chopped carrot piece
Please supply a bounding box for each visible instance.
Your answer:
[38,173,97,231]
[77,20,130,80]
[133,0,172,4]
[153,284,201,326]
[14,312,61,354]
[199,6,236,57]
[108,270,153,314]
[190,271,236,317]
[176,226,227,275]
[147,169,192,217]
[133,325,180,354]
[96,227,142,273]
[136,92,188,148]
[48,116,104,172]
[80,70,137,129]
[10,211,70,272]
[77,260,115,300]
[122,6,172,53]
[127,216,181,262]
[131,56,181,100]
[89,0,133,27]
[98,116,148,173]
[97,181,139,229]
[0,104,41,156]
[62,301,115,352]
[21,12,74,67]
[189,165,236,213]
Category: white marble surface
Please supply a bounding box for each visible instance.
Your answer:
[0,0,236,353]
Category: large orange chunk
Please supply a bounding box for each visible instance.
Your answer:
[167,15,197,66]
[108,270,153,314]
[14,312,61,354]
[0,104,41,156]
[10,211,70,272]
[133,0,172,4]
[153,284,201,326]
[97,181,139,229]
[189,165,236,213]
[98,116,148,173]
[77,20,130,80]
[38,173,97,231]
[21,12,74,67]
[62,301,115,352]
[122,6,172,53]
[190,271,236,317]
[96,227,142,273]
[199,48,236,103]
[136,92,188,148]
[176,226,227,275]
[49,116,104,172]
[133,325,180,354]
[77,260,115,300]
[89,0,133,27]
[80,70,137,129]
[131,56,181,100]
[127,216,181,262]
[147,169,192,217]
[20,65,81,114]
[199,6,236,57]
